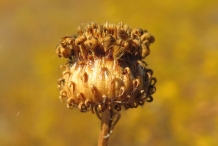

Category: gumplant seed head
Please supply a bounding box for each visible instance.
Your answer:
[56,22,156,113]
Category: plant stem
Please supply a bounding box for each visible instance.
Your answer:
[97,108,121,146]
[98,109,113,146]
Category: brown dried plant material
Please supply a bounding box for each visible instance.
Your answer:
[56,22,156,146]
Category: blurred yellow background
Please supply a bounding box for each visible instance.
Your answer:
[0,0,218,145]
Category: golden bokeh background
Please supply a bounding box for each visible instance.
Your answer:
[1,0,218,145]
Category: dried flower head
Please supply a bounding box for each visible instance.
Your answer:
[56,22,156,113]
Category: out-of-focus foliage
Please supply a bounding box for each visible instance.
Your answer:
[0,0,218,145]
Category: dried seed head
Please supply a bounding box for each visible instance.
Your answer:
[56,22,156,113]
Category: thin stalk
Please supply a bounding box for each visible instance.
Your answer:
[98,109,112,146]
[97,109,121,146]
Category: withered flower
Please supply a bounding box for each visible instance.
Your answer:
[56,22,156,146]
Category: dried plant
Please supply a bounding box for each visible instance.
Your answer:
[56,22,156,146]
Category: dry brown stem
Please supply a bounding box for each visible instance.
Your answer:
[98,109,120,146]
